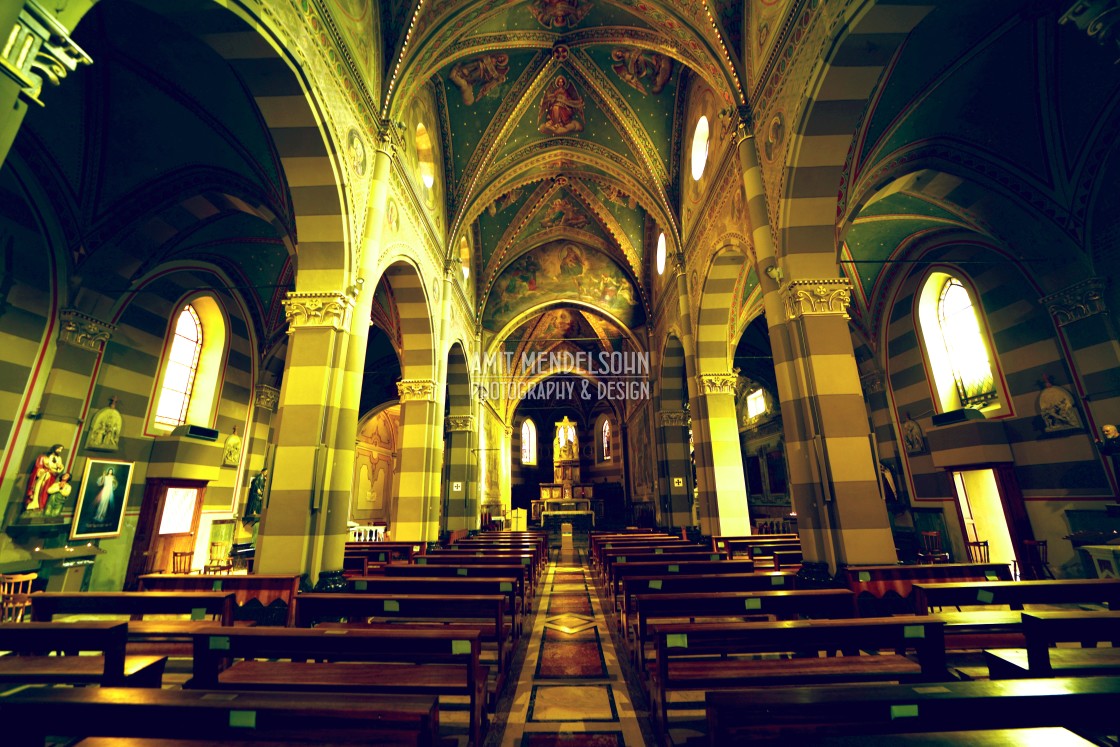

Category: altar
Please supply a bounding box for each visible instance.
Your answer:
[532,417,600,528]
[541,510,595,532]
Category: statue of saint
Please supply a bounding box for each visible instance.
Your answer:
[223,426,242,467]
[245,468,268,521]
[26,444,64,512]
[86,396,122,452]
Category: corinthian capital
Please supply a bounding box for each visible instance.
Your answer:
[445,415,474,432]
[2,2,92,107]
[255,384,280,412]
[58,309,115,352]
[658,410,689,427]
[698,371,739,396]
[1040,277,1107,327]
[282,290,354,332]
[397,379,436,402]
[784,278,852,320]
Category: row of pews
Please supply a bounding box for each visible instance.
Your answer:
[1,529,550,746]
[588,529,1120,746]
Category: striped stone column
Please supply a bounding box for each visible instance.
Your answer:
[783,279,896,567]
[693,372,751,535]
[255,290,352,576]
[443,415,475,531]
[1041,278,1120,491]
[658,409,692,529]
[391,378,441,542]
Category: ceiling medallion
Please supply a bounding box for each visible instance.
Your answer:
[530,0,591,29]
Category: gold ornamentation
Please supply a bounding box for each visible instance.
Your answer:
[658,410,689,427]
[255,385,280,412]
[1,1,91,107]
[1061,1,1120,62]
[699,370,739,396]
[1040,277,1107,327]
[58,309,114,352]
[282,291,354,332]
[784,278,852,319]
[397,379,436,402]
[446,415,475,432]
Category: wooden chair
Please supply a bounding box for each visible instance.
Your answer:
[966,539,990,563]
[0,572,37,622]
[171,550,194,574]
[918,531,950,564]
[1020,539,1055,579]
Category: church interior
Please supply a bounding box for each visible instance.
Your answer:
[2,0,1120,744]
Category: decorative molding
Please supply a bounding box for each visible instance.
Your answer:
[58,309,115,352]
[445,415,475,432]
[1,1,91,107]
[397,379,437,402]
[784,278,852,319]
[698,370,740,396]
[1040,277,1108,327]
[658,410,689,427]
[282,290,354,332]
[255,384,280,412]
[1061,1,1120,62]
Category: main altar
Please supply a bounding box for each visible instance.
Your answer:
[533,416,600,530]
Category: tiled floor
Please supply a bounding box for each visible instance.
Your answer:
[491,546,651,747]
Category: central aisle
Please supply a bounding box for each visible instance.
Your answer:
[492,545,650,746]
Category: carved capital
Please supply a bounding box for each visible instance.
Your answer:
[504,424,514,437]
[58,309,115,352]
[698,370,740,397]
[254,384,280,412]
[860,371,884,397]
[1,1,92,107]
[1061,1,1120,62]
[445,415,474,432]
[658,410,689,427]
[1040,277,1108,327]
[784,278,852,320]
[282,290,354,332]
[735,104,755,142]
[397,378,436,402]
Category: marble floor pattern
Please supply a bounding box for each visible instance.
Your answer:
[492,546,649,747]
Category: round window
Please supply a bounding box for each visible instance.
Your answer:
[690,115,709,181]
[655,232,666,276]
[415,122,435,189]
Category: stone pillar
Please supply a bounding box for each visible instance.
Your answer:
[694,372,751,535]
[443,415,475,531]
[390,378,441,542]
[254,290,352,578]
[658,409,692,529]
[241,383,278,514]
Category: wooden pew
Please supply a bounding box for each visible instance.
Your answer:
[453,535,549,562]
[912,578,1120,614]
[414,554,538,595]
[599,548,721,590]
[30,591,236,655]
[705,675,1120,744]
[985,610,1120,679]
[632,588,857,670]
[835,563,1015,615]
[379,563,530,610]
[722,540,801,561]
[138,574,302,626]
[187,626,486,745]
[348,576,523,636]
[421,550,541,580]
[649,616,949,741]
[344,542,420,564]
[292,592,510,703]
[609,559,756,602]
[2,687,440,746]
[617,572,797,634]
[0,621,166,688]
[710,534,798,556]
[772,550,803,571]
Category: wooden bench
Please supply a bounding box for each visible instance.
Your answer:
[30,591,236,655]
[601,549,725,592]
[649,616,949,741]
[710,534,799,556]
[348,576,523,637]
[187,626,486,745]
[913,578,1120,614]
[344,542,420,564]
[722,540,801,561]
[2,687,440,746]
[836,563,1016,615]
[0,621,166,688]
[985,610,1120,679]
[138,574,301,626]
[705,675,1120,744]
[608,559,756,601]
[292,592,510,703]
[632,588,857,669]
[617,572,797,634]
[379,562,530,609]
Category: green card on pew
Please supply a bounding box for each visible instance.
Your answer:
[666,633,688,648]
[745,597,761,610]
[668,565,679,573]
[770,576,785,586]
[354,580,368,591]
[890,704,919,720]
[500,582,512,592]
[977,589,995,603]
[649,579,662,590]
[384,600,400,612]
[452,639,471,655]
[457,568,468,576]
[191,607,206,621]
[229,710,256,729]
[858,571,871,582]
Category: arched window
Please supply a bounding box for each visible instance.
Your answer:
[521,419,537,465]
[918,272,1000,412]
[154,305,202,429]
[151,295,228,432]
[601,418,612,461]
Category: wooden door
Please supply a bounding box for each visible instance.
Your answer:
[124,479,207,589]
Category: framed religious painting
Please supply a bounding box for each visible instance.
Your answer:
[71,458,134,540]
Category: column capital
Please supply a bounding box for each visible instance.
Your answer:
[1040,277,1108,327]
[784,278,852,320]
[397,378,437,402]
[446,414,474,432]
[2,1,92,107]
[58,309,115,352]
[735,105,755,143]
[658,409,689,427]
[282,290,355,332]
[504,424,514,437]
[1060,1,1120,62]
[698,370,740,396]
[255,384,280,412]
